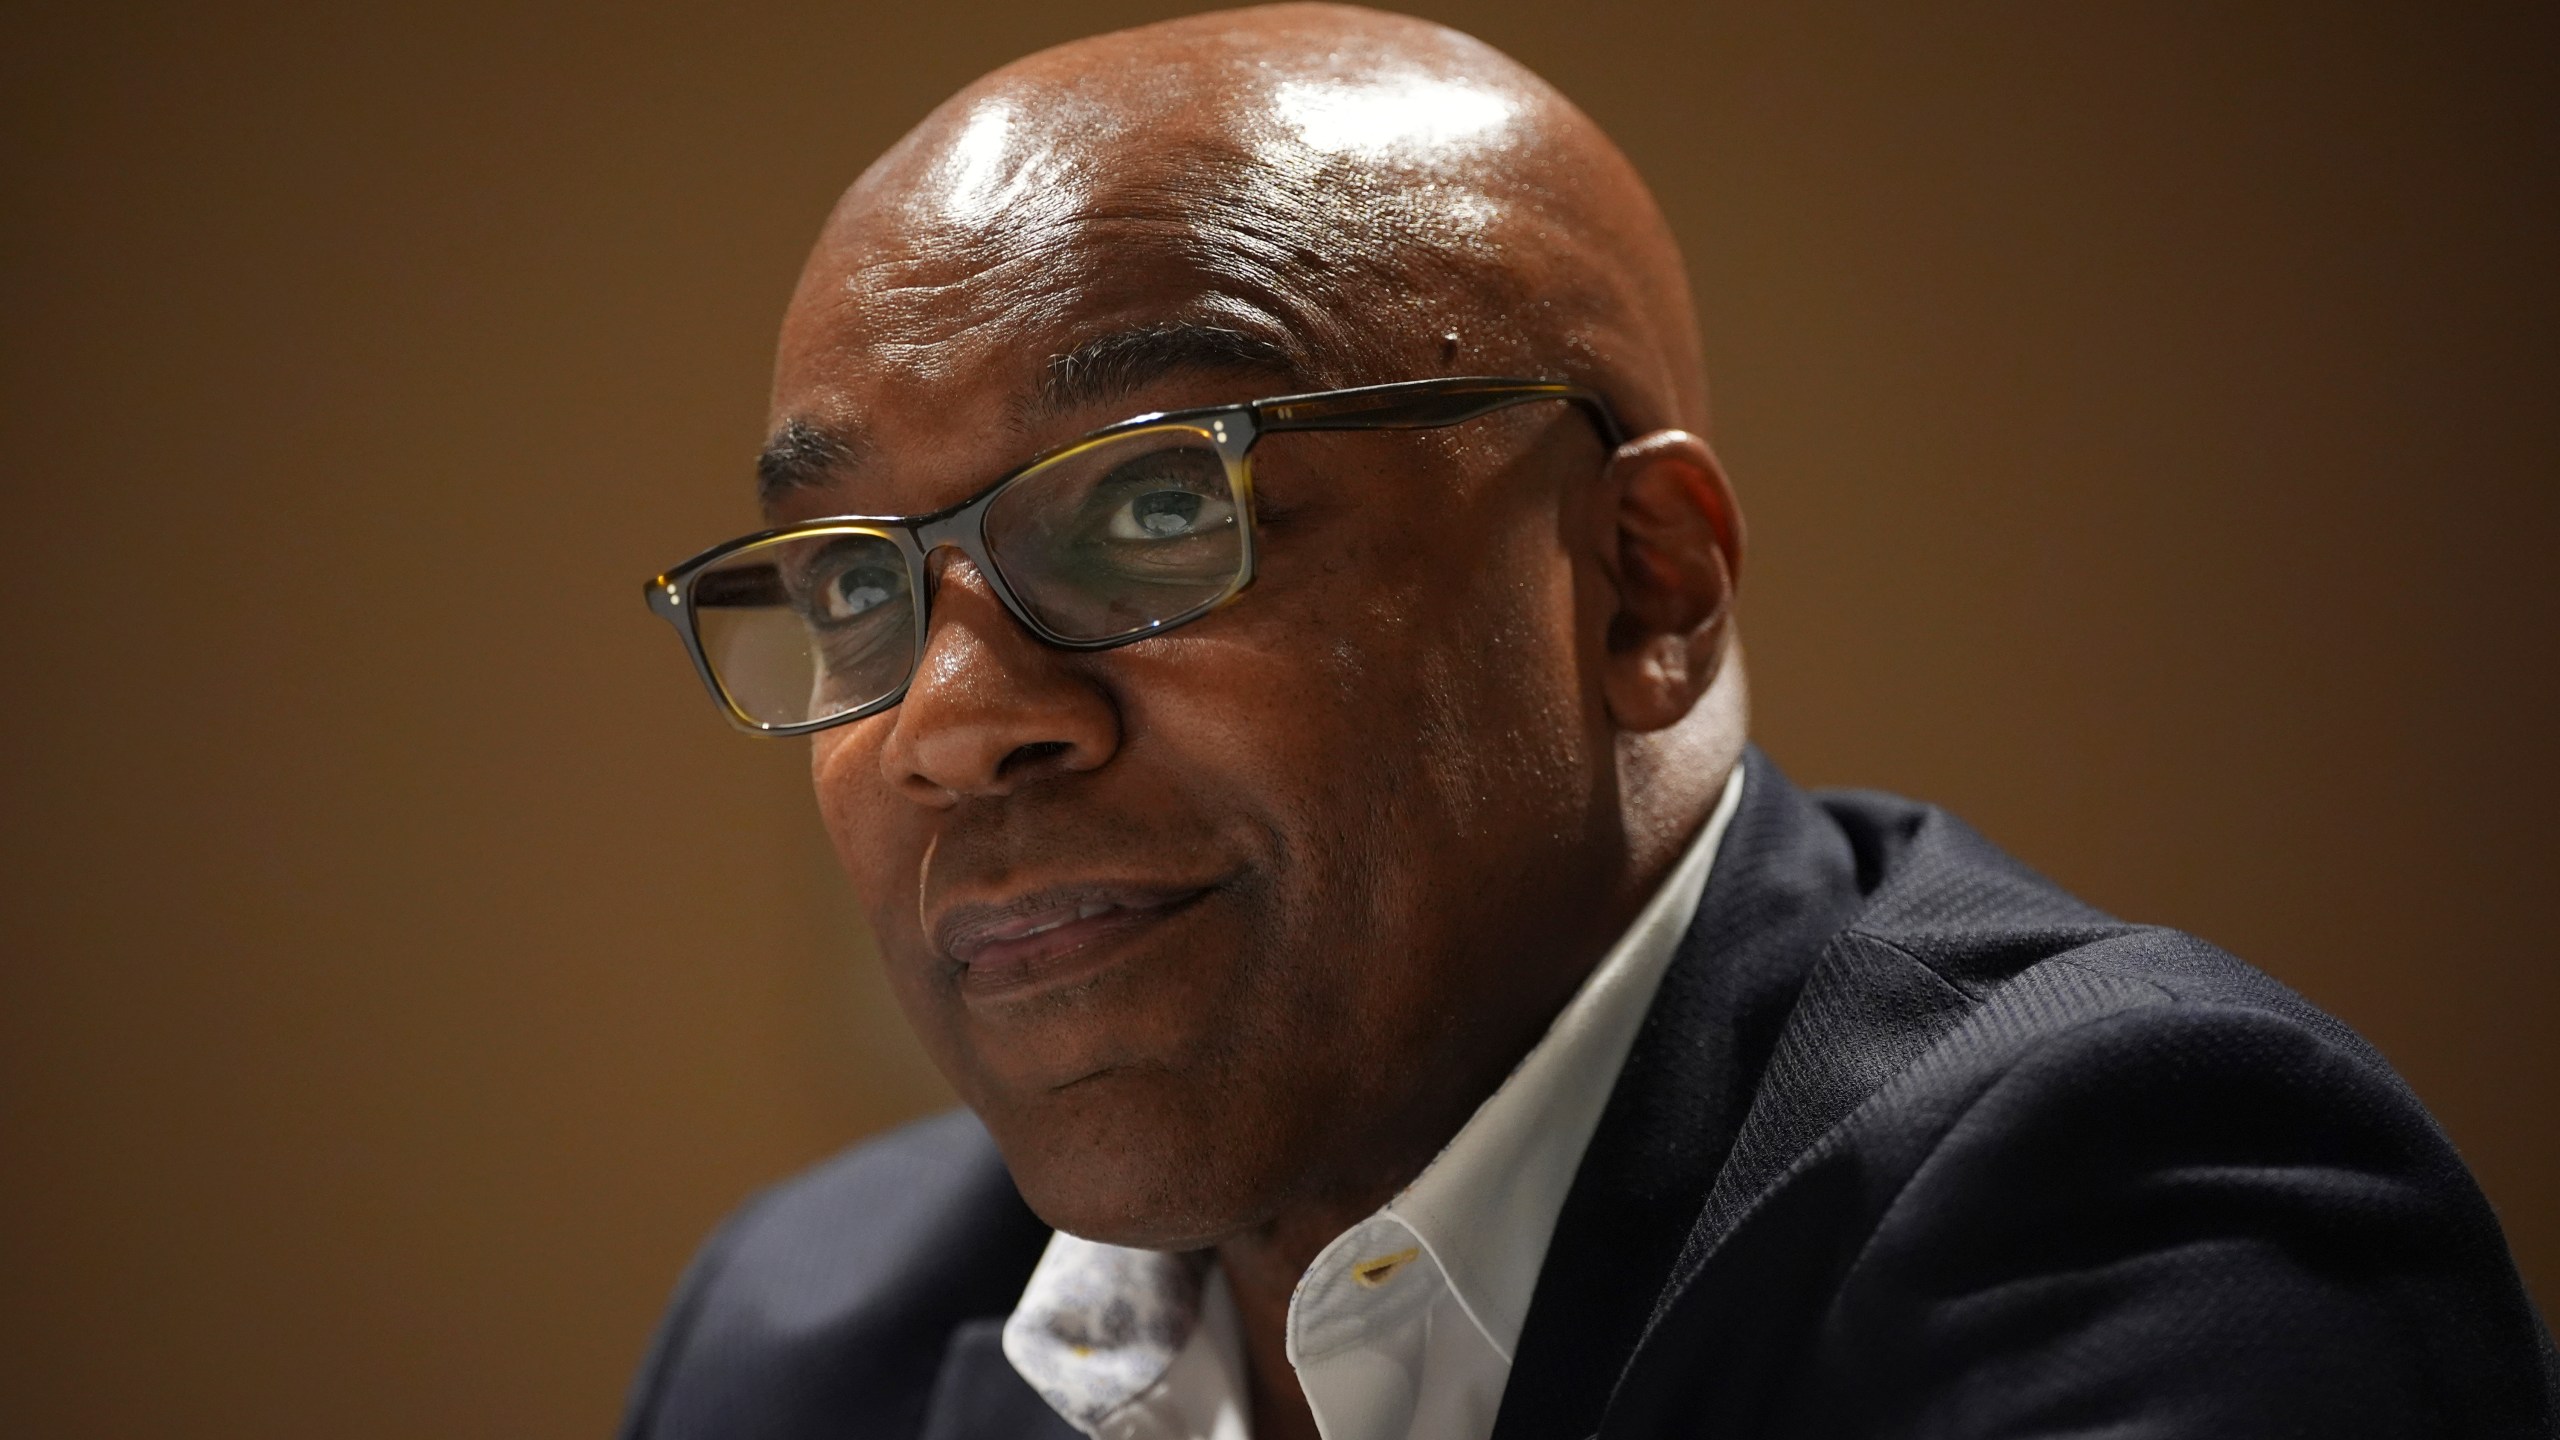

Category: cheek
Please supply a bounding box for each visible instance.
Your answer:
[1316,520,1595,848]
[1426,536,1598,843]
[808,726,906,937]
[1116,510,1587,966]
[808,724,942,993]
[809,723,1000,1099]
[809,728,887,892]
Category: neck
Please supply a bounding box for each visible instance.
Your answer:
[1616,652,1748,888]
[1216,1212,1337,1440]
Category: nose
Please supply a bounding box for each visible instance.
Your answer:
[875,552,1121,805]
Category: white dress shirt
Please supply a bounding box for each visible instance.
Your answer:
[1003,764,1748,1440]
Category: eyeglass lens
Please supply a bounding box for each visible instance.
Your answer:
[690,528,918,730]
[686,422,1246,729]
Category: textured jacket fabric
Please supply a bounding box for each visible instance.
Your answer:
[621,754,2560,1439]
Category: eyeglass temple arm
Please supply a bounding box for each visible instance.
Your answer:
[1252,378,1629,449]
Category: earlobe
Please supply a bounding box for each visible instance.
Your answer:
[1595,431,1743,732]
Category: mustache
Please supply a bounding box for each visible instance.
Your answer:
[912,797,1254,945]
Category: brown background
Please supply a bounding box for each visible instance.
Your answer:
[3,1,2552,1433]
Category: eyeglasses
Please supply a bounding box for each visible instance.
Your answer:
[643,375,1627,736]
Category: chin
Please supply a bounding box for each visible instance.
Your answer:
[983,1070,1275,1252]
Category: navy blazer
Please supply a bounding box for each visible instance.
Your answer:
[622,756,2560,1438]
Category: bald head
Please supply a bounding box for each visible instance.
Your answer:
[776,4,1708,465]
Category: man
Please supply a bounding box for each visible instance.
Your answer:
[622,6,2557,1437]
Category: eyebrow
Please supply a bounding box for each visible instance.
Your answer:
[1035,323,1297,420]
[755,417,865,508]
[754,323,1299,507]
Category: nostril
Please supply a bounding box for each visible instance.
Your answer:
[997,740,1073,778]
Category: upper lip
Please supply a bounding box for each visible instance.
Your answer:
[931,880,1212,968]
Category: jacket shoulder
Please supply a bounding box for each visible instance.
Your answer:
[1816,784,2363,1045]
[1800,789,2476,1229]
[621,1109,1051,1440]
[1617,789,2559,1435]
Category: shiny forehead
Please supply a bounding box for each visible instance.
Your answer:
[773,3,1707,477]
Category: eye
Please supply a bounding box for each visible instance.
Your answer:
[1106,487,1235,541]
[818,562,902,621]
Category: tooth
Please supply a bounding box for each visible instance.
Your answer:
[1077,899,1113,919]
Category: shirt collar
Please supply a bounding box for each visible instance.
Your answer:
[1365,760,1746,1359]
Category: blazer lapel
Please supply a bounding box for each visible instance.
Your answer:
[1642,793,2130,1302]
[1592,788,2134,1434]
[1491,754,1869,1440]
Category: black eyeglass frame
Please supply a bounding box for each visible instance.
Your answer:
[644,374,1629,736]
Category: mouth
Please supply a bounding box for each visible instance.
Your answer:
[934,882,1213,996]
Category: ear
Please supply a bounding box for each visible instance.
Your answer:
[1592,431,1744,732]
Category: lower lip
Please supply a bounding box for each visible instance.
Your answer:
[954,892,1207,998]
